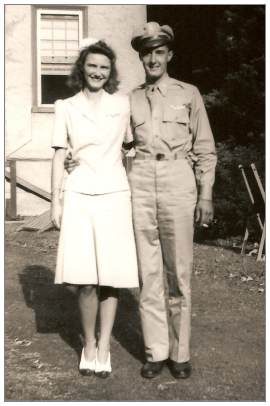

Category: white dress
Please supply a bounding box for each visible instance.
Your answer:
[52,90,139,287]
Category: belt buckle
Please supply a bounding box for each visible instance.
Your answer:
[156,153,165,161]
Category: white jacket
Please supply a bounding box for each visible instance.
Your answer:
[52,90,132,194]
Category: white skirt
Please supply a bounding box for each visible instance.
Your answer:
[55,190,139,288]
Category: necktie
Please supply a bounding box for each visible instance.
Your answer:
[146,86,161,143]
[146,85,159,114]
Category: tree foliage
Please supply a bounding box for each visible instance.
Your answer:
[148,5,265,239]
[206,6,265,239]
[205,6,265,144]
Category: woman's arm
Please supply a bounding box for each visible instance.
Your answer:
[51,147,66,229]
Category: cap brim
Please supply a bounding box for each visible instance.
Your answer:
[131,37,173,53]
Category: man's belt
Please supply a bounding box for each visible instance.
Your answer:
[134,151,186,161]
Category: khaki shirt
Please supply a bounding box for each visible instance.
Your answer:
[130,74,217,189]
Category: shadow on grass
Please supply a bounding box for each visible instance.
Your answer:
[19,265,82,356]
[113,289,144,363]
[18,265,145,363]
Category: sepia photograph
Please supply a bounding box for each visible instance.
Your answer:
[4,2,265,401]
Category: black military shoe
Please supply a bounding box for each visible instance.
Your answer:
[168,360,192,379]
[141,361,165,379]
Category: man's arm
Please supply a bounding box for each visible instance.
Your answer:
[64,151,79,173]
[189,86,217,226]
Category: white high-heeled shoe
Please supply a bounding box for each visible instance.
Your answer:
[95,350,112,378]
[79,348,96,376]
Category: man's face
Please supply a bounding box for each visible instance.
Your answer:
[140,45,173,82]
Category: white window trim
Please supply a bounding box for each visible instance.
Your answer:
[36,8,83,108]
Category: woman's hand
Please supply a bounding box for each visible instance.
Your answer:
[51,198,62,229]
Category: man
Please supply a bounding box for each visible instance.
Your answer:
[65,21,217,380]
[125,22,217,379]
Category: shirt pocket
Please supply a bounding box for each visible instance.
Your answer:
[105,112,122,124]
[162,105,190,147]
[107,112,121,118]
[132,115,145,129]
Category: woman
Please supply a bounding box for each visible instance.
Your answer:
[51,39,139,378]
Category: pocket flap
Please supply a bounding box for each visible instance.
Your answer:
[132,117,145,128]
[163,105,189,123]
[106,111,121,118]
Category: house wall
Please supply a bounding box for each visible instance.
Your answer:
[5,5,32,157]
[5,5,146,216]
[85,5,146,93]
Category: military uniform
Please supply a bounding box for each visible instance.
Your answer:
[128,71,217,362]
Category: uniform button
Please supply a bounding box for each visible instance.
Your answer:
[156,153,165,160]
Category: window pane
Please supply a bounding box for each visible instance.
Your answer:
[53,27,66,40]
[40,14,79,59]
[41,19,52,28]
[66,40,78,50]
[41,50,54,58]
[41,75,76,104]
[53,20,66,29]
[39,12,81,105]
[41,40,53,51]
[67,19,79,27]
[54,40,66,50]
[66,29,78,40]
[41,28,53,40]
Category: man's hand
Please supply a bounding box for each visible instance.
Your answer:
[64,152,79,174]
[195,198,214,227]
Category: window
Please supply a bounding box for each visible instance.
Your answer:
[36,9,83,107]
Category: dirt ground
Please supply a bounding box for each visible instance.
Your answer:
[4,222,265,401]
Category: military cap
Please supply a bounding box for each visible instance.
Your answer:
[131,21,174,53]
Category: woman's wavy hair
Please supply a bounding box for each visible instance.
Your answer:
[68,40,119,94]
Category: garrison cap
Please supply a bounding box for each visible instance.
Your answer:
[131,22,174,53]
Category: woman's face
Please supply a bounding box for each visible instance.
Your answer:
[83,52,111,92]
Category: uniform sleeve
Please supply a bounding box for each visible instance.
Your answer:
[189,86,217,189]
[51,99,68,149]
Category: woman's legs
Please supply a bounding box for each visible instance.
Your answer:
[98,287,119,363]
[78,285,98,361]
[76,285,119,364]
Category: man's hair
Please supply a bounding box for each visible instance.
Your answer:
[68,40,119,94]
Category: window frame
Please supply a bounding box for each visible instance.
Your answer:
[32,5,87,112]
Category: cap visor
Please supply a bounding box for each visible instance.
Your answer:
[132,37,172,53]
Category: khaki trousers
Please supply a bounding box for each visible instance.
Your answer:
[128,158,197,362]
